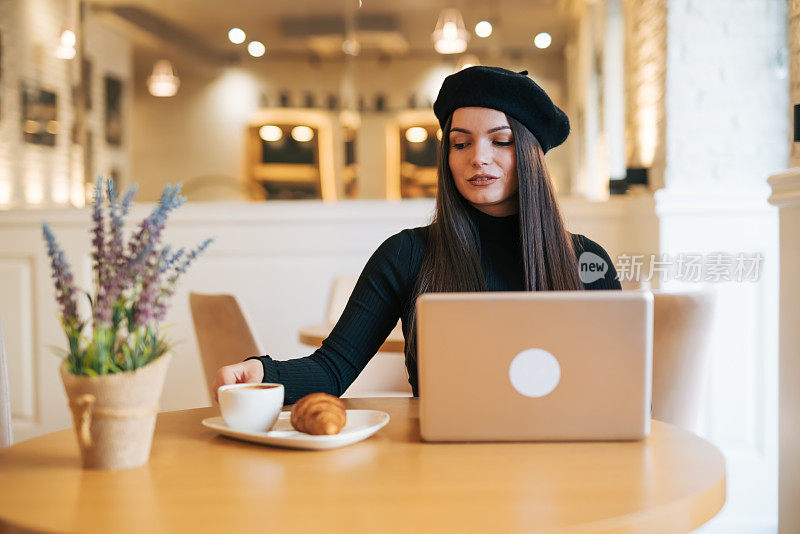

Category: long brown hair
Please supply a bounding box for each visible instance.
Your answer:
[404,113,582,382]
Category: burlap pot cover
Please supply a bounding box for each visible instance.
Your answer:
[59,352,172,470]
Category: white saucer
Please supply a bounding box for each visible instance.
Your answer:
[202,409,390,450]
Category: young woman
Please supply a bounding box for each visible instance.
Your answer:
[213,66,621,404]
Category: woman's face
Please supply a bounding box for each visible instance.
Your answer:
[448,107,519,217]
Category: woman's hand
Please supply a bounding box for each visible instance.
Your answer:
[211,360,265,403]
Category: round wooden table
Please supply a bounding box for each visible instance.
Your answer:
[299,324,405,352]
[0,398,725,533]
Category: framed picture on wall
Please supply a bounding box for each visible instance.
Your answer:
[21,82,57,146]
[105,75,123,146]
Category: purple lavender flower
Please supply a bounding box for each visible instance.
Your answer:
[134,251,162,329]
[97,241,153,322]
[42,223,79,325]
[159,246,185,275]
[99,182,140,322]
[108,182,137,274]
[99,184,183,325]
[90,178,112,324]
[126,186,184,328]
[44,178,211,375]
[126,185,185,268]
[153,238,213,322]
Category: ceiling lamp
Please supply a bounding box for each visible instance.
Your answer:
[291,126,314,142]
[147,60,180,97]
[248,41,266,57]
[228,28,246,44]
[456,54,480,71]
[475,21,492,38]
[342,39,360,56]
[55,29,76,59]
[432,9,469,54]
[534,32,552,49]
[405,127,428,143]
[259,125,282,142]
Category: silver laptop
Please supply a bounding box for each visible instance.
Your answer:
[416,290,653,442]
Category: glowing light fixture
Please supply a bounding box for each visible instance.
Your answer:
[259,125,282,142]
[534,32,552,49]
[456,54,480,71]
[291,126,314,142]
[248,41,266,57]
[432,9,469,54]
[23,120,39,134]
[475,21,492,38]
[55,29,76,59]
[436,128,443,141]
[147,60,180,97]
[342,39,360,56]
[228,27,246,44]
[405,127,428,143]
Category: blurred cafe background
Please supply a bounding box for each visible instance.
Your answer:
[1,0,799,532]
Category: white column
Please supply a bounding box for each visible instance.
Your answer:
[768,169,800,534]
[569,1,607,200]
[603,0,626,181]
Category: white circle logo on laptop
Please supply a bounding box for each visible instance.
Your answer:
[508,348,561,398]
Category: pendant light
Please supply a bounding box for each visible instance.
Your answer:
[432,9,469,54]
[55,29,76,59]
[147,60,180,97]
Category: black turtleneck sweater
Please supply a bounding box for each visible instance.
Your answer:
[250,205,622,404]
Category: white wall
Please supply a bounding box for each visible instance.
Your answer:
[0,0,132,208]
[665,1,790,192]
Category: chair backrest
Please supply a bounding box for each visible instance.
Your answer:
[189,293,262,398]
[326,275,360,324]
[620,279,651,291]
[327,275,403,334]
[0,321,13,447]
[651,290,716,433]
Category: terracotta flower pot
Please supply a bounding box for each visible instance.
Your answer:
[59,353,172,470]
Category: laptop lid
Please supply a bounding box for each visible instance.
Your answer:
[417,290,653,442]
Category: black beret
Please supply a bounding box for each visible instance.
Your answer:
[433,66,570,153]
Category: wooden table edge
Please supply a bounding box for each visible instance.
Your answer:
[298,323,405,352]
[0,402,728,534]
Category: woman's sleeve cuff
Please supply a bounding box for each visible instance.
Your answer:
[244,355,281,383]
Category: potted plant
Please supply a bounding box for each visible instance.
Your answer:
[42,178,211,470]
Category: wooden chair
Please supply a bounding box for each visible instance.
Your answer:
[326,276,411,397]
[326,275,360,324]
[651,290,716,433]
[0,322,12,448]
[189,293,262,399]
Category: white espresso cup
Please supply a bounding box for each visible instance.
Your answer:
[218,383,284,433]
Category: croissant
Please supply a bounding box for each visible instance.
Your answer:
[290,392,347,435]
